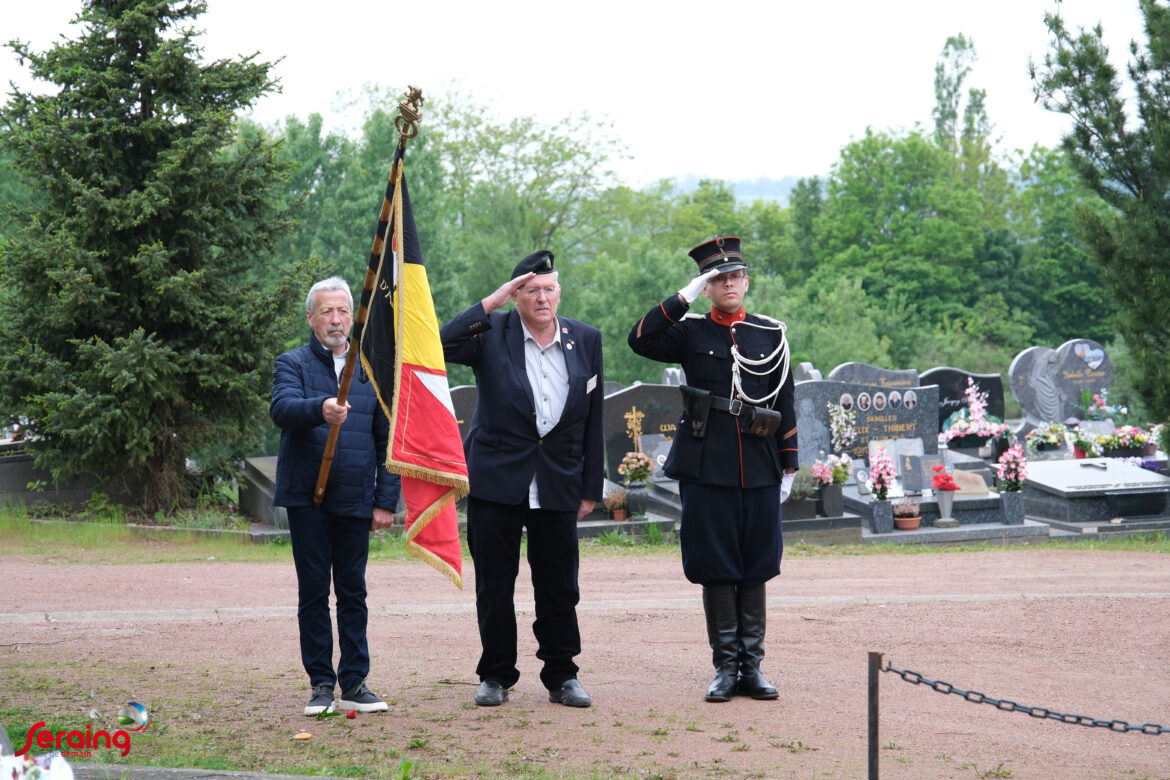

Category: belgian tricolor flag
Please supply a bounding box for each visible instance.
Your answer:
[359,143,467,588]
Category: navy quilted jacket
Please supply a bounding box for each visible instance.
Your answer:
[270,334,400,516]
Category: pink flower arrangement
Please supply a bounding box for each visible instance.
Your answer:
[810,453,853,486]
[941,378,1009,443]
[995,441,1029,492]
[869,447,896,501]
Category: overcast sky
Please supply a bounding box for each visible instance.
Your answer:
[2,0,1148,186]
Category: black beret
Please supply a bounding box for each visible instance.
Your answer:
[511,250,555,279]
[688,236,747,275]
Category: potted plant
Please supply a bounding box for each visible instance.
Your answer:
[892,497,921,530]
[1025,422,1067,455]
[810,452,852,517]
[618,451,653,486]
[1100,425,1149,458]
[603,488,628,522]
[995,442,1028,525]
[869,447,897,533]
[783,468,819,520]
[618,451,654,516]
[1071,426,1103,459]
[930,464,960,526]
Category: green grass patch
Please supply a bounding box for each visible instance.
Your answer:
[4,505,1168,565]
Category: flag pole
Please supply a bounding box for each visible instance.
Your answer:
[313,86,424,506]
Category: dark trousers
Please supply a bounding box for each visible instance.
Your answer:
[678,481,782,585]
[287,505,371,693]
[467,495,582,690]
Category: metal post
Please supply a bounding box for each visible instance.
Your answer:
[868,651,882,780]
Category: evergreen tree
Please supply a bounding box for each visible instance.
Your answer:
[0,0,308,511]
[1033,0,1170,419]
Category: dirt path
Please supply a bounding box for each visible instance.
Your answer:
[3,549,1170,778]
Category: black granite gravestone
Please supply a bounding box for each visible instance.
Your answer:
[603,384,680,483]
[920,367,1005,435]
[450,385,477,443]
[795,380,939,465]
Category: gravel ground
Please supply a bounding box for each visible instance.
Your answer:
[3,548,1170,778]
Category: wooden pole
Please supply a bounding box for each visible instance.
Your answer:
[312,87,423,506]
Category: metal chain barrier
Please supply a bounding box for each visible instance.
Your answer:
[883,658,1169,735]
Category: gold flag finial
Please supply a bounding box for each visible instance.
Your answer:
[395,86,425,140]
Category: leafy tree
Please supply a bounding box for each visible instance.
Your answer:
[426,96,626,302]
[777,275,895,374]
[933,34,987,155]
[932,34,1010,231]
[816,128,985,323]
[1005,145,1112,344]
[1032,0,1170,419]
[782,176,823,286]
[0,0,309,511]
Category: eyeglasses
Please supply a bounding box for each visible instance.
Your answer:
[713,272,746,285]
[520,285,559,298]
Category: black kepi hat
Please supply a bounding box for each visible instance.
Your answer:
[511,249,555,279]
[688,236,746,275]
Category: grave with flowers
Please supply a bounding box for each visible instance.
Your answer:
[938,377,1011,459]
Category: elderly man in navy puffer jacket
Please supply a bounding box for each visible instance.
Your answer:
[271,276,401,718]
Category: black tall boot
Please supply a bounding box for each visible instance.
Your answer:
[702,584,739,702]
[735,583,778,699]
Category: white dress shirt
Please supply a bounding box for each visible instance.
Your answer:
[521,318,569,508]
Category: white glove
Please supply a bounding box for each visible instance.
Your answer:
[780,471,795,503]
[678,268,721,304]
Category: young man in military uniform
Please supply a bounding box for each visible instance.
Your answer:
[628,236,797,702]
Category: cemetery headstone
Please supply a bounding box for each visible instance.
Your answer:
[952,469,990,494]
[660,367,685,385]
[603,384,680,483]
[1009,339,1112,428]
[920,367,1005,435]
[795,379,939,465]
[901,454,943,493]
[1024,458,1170,525]
[450,385,478,443]
[827,362,919,389]
[796,362,823,382]
[639,432,675,485]
[603,380,626,396]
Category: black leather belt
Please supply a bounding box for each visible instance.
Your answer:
[710,395,746,416]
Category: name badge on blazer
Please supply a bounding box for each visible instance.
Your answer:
[586,374,597,394]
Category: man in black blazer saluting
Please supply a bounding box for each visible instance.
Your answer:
[440,250,604,709]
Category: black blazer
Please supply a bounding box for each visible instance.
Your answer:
[440,304,604,511]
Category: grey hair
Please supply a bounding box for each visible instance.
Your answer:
[306,277,353,314]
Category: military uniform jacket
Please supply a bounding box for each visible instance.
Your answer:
[440,304,605,512]
[629,294,797,488]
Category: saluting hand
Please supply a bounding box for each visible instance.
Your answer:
[678,268,721,304]
[481,272,536,314]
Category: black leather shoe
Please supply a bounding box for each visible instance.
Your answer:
[474,680,508,707]
[548,679,592,708]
